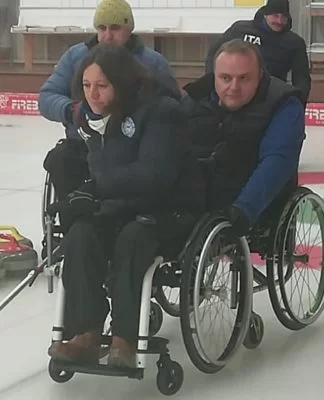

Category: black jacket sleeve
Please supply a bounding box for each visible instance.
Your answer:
[205,23,239,73]
[90,99,188,199]
[291,37,311,105]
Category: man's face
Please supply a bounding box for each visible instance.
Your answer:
[214,51,262,111]
[97,24,131,46]
[265,13,288,32]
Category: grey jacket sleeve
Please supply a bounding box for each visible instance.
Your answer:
[154,52,181,99]
[38,47,75,123]
[154,51,174,76]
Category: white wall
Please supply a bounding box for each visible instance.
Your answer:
[16,0,266,34]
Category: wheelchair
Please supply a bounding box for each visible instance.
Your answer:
[1,172,321,395]
[178,185,324,374]
[40,173,184,395]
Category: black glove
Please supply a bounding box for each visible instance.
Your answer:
[226,206,251,238]
[47,181,99,220]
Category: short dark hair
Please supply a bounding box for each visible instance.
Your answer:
[73,43,152,121]
[214,39,264,70]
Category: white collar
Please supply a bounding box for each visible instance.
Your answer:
[86,114,111,135]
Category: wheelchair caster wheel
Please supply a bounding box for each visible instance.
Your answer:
[243,312,264,349]
[156,359,184,395]
[48,359,74,383]
[149,302,163,337]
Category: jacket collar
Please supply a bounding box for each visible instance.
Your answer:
[85,33,144,55]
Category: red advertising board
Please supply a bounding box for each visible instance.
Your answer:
[0,93,40,116]
[1,93,324,126]
[304,103,324,126]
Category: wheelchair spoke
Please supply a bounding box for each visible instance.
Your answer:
[278,193,324,324]
[194,239,250,363]
[180,218,253,372]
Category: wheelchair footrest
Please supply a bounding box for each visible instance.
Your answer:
[101,335,169,355]
[52,359,144,380]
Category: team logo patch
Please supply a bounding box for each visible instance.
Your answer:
[121,117,136,138]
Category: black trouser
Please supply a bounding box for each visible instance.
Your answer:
[61,213,196,343]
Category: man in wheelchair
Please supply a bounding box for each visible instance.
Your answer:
[183,39,305,234]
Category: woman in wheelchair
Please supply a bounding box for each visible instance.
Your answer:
[46,44,204,369]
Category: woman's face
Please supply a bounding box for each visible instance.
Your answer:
[82,63,115,115]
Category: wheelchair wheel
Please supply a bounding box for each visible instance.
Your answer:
[266,217,302,331]
[243,312,264,349]
[180,216,253,373]
[42,172,57,234]
[41,172,63,259]
[48,359,74,383]
[149,302,163,337]
[267,188,324,330]
[155,287,180,317]
[156,360,184,396]
[155,262,181,317]
[41,235,62,260]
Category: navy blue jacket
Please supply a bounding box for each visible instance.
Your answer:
[77,91,204,214]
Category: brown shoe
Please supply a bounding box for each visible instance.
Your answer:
[48,331,101,364]
[107,336,136,369]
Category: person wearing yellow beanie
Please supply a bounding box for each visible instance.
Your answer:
[39,0,179,136]
[94,0,134,29]
[93,0,135,46]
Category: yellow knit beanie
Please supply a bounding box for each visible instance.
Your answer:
[93,0,135,31]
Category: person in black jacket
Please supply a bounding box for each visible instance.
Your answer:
[47,44,204,369]
[183,39,305,236]
[205,0,311,104]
